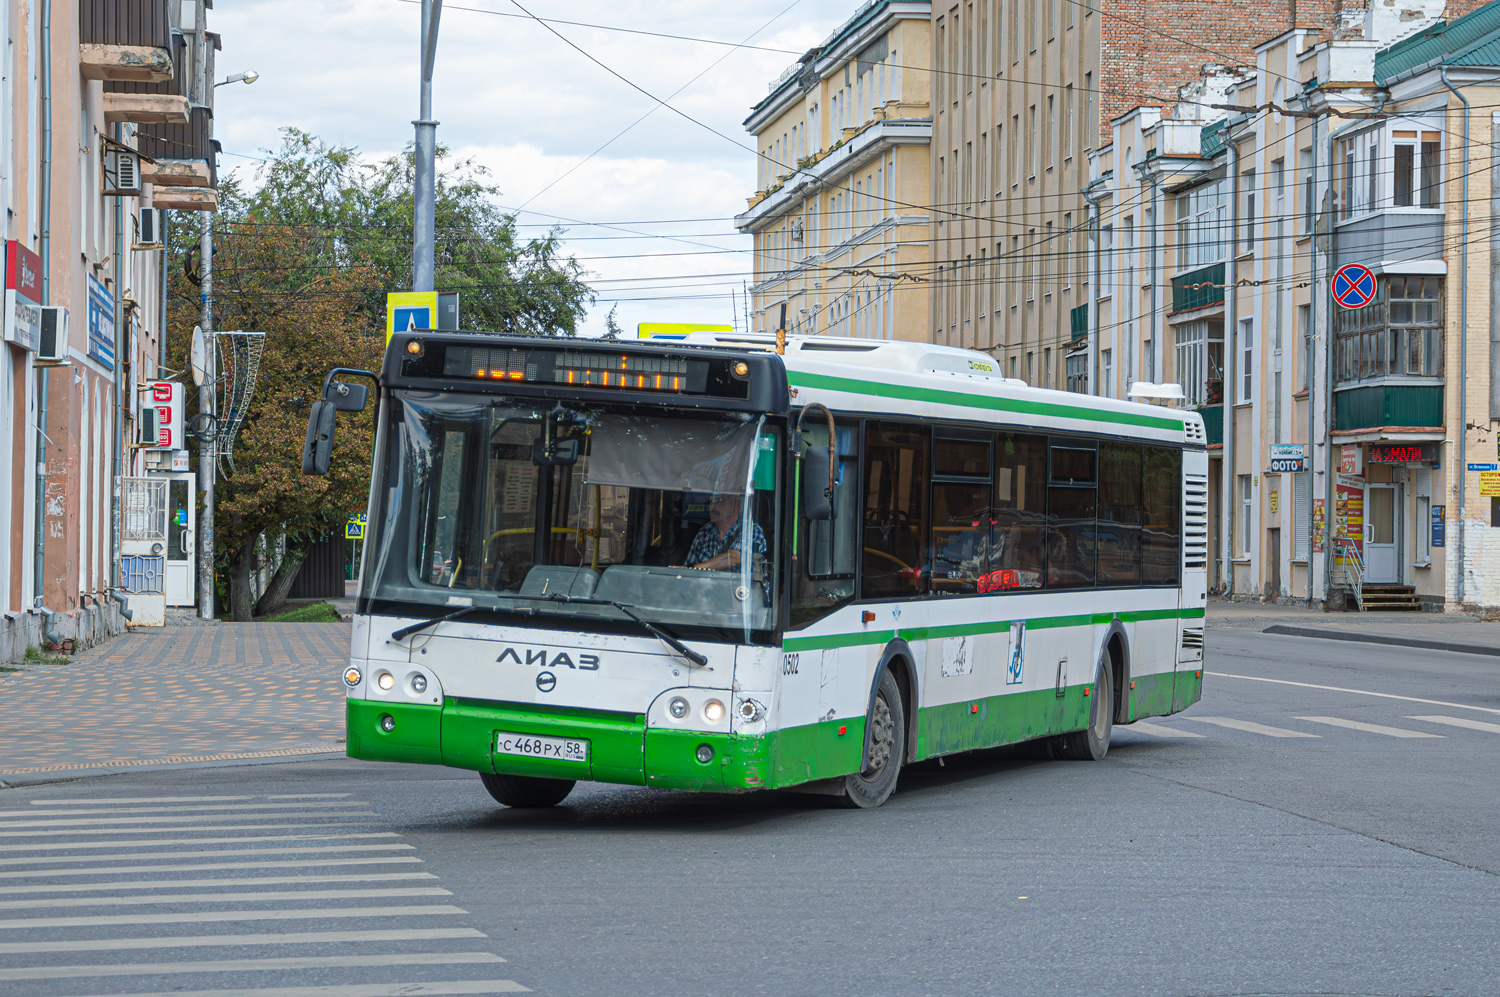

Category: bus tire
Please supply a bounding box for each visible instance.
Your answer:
[479,772,575,808]
[1053,659,1113,761]
[840,669,906,809]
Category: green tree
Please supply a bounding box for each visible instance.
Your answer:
[169,130,595,619]
[602,304,623,340]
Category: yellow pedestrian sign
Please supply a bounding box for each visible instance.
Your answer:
[346,514,367,540]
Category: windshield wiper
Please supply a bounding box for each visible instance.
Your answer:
[537,594,709,668]
[390,605,482,642]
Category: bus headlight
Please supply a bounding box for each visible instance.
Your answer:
[702,699,725,724]
[376,671,395,692]
[342,667,362,687]
[410,674,428,694]
[668,697,689,720]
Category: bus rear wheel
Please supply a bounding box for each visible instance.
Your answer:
[479,772,575,808]
[1052,659,1113,761]
[840,669,906,809]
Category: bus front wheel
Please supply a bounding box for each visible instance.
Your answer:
[840,669,906,809]
[1052,660,1113,761]
[479,772,575,808]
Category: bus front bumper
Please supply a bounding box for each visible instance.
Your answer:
[346,698,801,793]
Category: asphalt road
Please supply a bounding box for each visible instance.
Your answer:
[4,628,1499,997]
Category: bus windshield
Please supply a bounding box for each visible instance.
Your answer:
[364,391,779,637]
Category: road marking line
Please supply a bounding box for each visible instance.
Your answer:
[60,981,529,997]
[0,823,372,839]
[0,803,370,819]
[26,797,258,805]
[0,904,469,930]
[1408,714,1500,734]
[0,834,406,856]
[262,795,352,800]
[0,887,451,910]
[0,812,378,829]
[0,927,487,955]
[0,857,424,879]
[0,951,505,981]
[2,872,438,894]
[1207,671,1500,716]
[1124,721,1205,738]
[1182,717,1320,738]
[1296,716,1443,738]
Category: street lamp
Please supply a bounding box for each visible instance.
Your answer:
[216,70,259,87]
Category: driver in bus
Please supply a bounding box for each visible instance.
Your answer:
[682,493,766,571]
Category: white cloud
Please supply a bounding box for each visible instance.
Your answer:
[212,0,855,335]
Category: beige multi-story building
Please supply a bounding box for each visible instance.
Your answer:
[1088,0,1500,613]
[927,0,1342,390]
[0,0,226,657]
[737,1,931,340]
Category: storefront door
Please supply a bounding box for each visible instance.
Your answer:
[1365,484,1400,584]
[165,474,197,606]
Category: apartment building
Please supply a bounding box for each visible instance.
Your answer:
[737,0,932,340]
[926,0,1343,390]
[1087,0,1500,612]
[1,0,224,657]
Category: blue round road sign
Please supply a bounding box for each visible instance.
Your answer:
[1333,263,1376,309]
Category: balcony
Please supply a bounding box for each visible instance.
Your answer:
[80,0,173,83]
[1171,262,1225,313]
[1333,383,1443,431]
[1070,303,1088,342]
[1197,404,1223,447]
[104,29,190,125]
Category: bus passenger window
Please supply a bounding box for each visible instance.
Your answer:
[988,434,1046,590]
[792,424,857,627]
[861,423,930,599]
[1047,443,1097,589]
[1098,442,1144,586]
[1142,447,1183,584]
[932,436,993,595]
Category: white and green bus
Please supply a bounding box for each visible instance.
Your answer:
[303,331,1208,809]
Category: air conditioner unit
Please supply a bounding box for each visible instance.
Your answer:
[138,405,159,447]
[103,148,142,196]
[37,306,68,362]
[135,207,163,249]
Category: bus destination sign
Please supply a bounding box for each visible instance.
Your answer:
[1369,443,1438,464]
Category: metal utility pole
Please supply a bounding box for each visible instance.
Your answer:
[413,0,442,292]
[195,0,216,620]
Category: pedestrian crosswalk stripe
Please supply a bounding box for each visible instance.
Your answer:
[0,886,452,911]
[1407,714,1500,734]
[62,982,530,997]
[0,856,424,879]
[1296,716,1443,739]
[0,802,370,819]
[1124,721,1204,738]
[0,927,487,956]
[1183,717,1319,738]
[0,904,469,930]
[29,796,263,805]
[0,951,506,981]
[3,871,438,894]
[0,822,373,838]
[0,833,409,856]
[0,811,378,829]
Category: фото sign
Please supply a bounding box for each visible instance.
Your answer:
[86,274,115,370]
[1269,443,1306,473]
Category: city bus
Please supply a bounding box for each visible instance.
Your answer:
[303,331,1208,809]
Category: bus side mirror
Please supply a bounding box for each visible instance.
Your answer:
[302,400,337,476]
[327,379,369,412]
[802,446,835,521]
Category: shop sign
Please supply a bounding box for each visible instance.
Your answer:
[1369,443,1439,463]
[1340,444,1362,475]
[1313,498,1326,553]
[1480,471,1500,498]
[1433,505,1446,547]
[3,240,42,352]
[86,274,114,370]
[1269,443,1306,473]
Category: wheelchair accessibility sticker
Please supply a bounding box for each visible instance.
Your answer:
[1007,621,1026,685]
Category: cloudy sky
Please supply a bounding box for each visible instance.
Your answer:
[211,0,857,336]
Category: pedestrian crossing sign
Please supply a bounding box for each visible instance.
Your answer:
[386,291,438,343]
[346,513,367,540]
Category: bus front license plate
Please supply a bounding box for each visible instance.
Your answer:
[494,731,589,763]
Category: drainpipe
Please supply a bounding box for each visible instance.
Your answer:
[1147,170,1161,385]
[32,0,57,644]
[1323,105,1338,609]
[1307,108,1319,607]
[113,124,127,605]
[1222,137,1239,594]
[159,209,169,370]
[1082,179,1106,395]
[1441,66,1470,610]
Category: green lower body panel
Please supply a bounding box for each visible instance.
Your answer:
[915,684,1092,760]
[1172,667,1204,712]
[1130,671,1176,720]
[347,700,444,766]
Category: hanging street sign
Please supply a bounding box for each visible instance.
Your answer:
[1332,263,1377,309]
[1269,443,1307,473]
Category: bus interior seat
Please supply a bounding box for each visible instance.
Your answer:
[518,565,599,600]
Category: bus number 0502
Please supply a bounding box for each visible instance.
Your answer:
[782,653,799,675]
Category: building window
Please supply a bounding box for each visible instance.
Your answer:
[1239,318,1254,403]
[1101,349,1114,398]
[1176,181,1227,269]
[1083,73,1093,152]
[1065,85,1074,160]
[1300,148,1314,235]
[1241,169,1256,255]
[1066,352,1086,393]
[1175,320,1225,406]
[1298,303,1311,390]
[1044,347,1053,387]
[1099,224,1113,298]
[1333,276,1443,382]
[1394,130,1441,208]
[1029,104,1037,177]
[1240,475,1253,556]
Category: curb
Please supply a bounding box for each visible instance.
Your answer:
[1262,624,1500,658]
